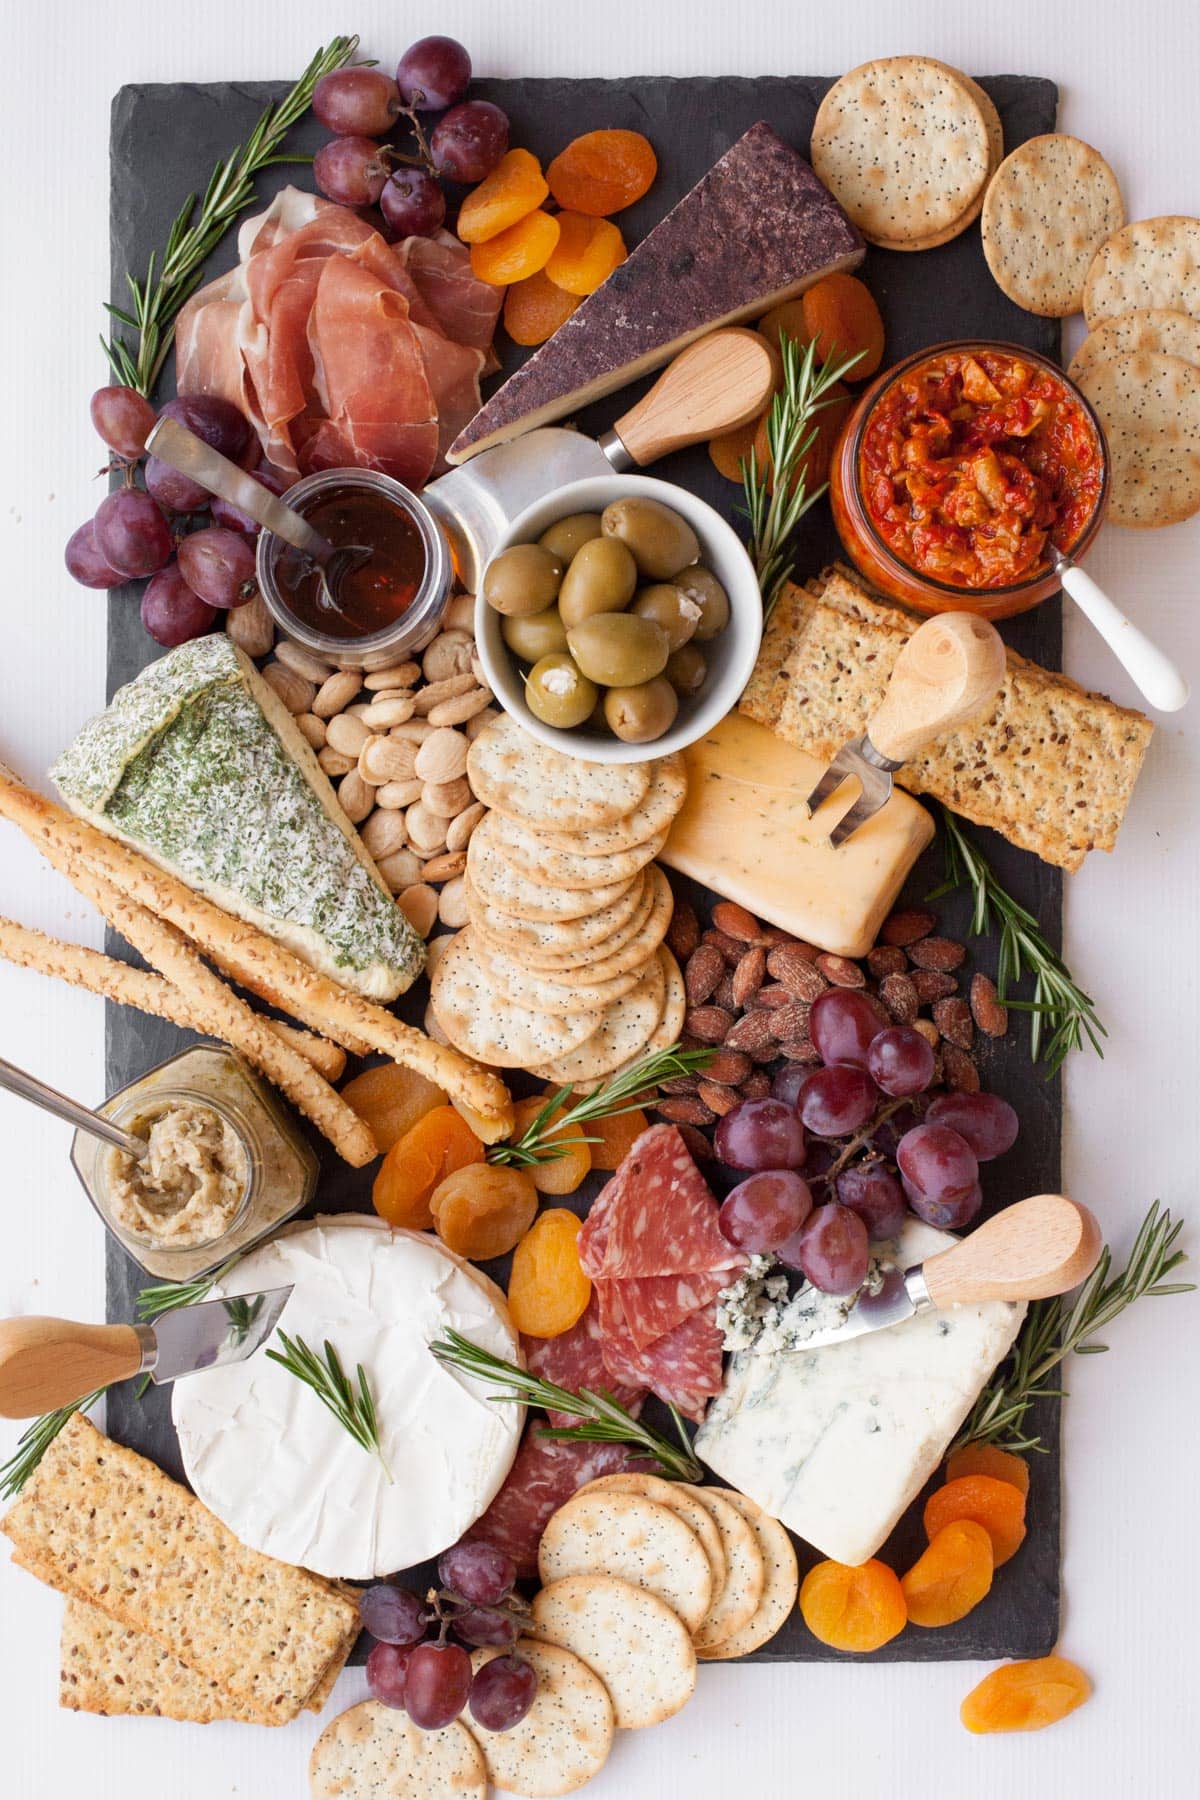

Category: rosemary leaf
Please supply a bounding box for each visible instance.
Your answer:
[0,1389,107,1502]
[134,1253,245,1321]
[487,1042,716,1168]
[267,1332,393,1482]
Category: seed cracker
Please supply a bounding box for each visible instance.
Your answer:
[982,134,1124,317]
[1083,215,1200,328]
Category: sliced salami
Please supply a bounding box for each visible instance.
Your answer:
[521,1293,646,1428]
[599,1293,725,1423]
[464,1427,654,1578]
[617,1265,739,1352]
[576,1172,622,1281]
[597,1125,741,1281]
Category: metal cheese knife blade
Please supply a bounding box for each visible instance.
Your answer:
[786,1195,1101,1353]
[805,612,1008,846]
[0,1287,293,1419]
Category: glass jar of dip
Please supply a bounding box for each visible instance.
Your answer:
[69,1043,318,1280]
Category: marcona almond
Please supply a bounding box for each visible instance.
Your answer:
[398,883,439,937]
[377,848,422,893]
[225,595,274,657]
[446,801,486,852]
[318,746,355,778]
[375,778,424,809]
[413,671,477,715]
[470,651,489,687]
[360,735,422,786]
[414,727,470,784]
[389,717,435,744]
[337,767,373,824]
[295,712,327,749]
[423,629,474,682]
[360,693,416,729]
[275,640,334,684]
[465,705,500,741]
[361,809,408,861]
[406,801,447,853]
[325,712,371,757]
[312,669,363,719]
[364,661,420,691]
[438,875,470,927]
[421,850,468,884]
[422,776,473,818]
[428,686,493,728]
[262,662,315,714]
[444,593,476,633]
[345,702,374,720]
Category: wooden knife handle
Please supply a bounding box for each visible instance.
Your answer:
[0,1317,151,1419]
[611,328,780,466]
[867,613,1007,764]
[922,1195,1103,1309]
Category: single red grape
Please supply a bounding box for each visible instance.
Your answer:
[367,1640,414,1709]
[404,1640,473,1731]
[714,1098,806,1172]
[94,489,173,578]
[90,385,156,459]
[896,1123,978,1201]
[177,527,257,608]
[719,1170,813,1253]
[359,1583,427,1646]
[140,564,216,646]
[867,1026,936,1097]
[809,989,884,1069]
[469,1654,538,1733]
[438,1540,515,1606]
[791,1203,870,1294]
[430,101,509,183]
[770,1064,806,1111]
[314,136,391,207]
[65,521,123,589]
[159,394,250,462]
[453,1605,519,1649]
[397,37,472,110]
[836,1162,907,1240]
[380,168,447,239]
[313,68,402,136]
[908,1180,983,1231]
[926,1093,1019,1161]
[145,454,210,514]
[797,1064,878,1137]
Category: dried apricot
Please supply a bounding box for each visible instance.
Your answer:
[430,1163,538,1261]
[901,1521,993,1628]
[798,1558,907,1652]
[470,211,561,287]
[507,1207,592,1337]
[545,213,627,296]
[457,148,548,244]
[587,1107,649,1171]
[509,1094,592,1196]
[372,1105,484,1231]
[547,129,657,215]
[341,1063,448,1155]
[924,1475,1027,1568]
[708,412,766,484]
[503,270,581,345]
[757,298,810,355]
[752,382,851,496]
[960,1656,1092,1734]
[946,1443,1030,1497]
[801,273,885,379]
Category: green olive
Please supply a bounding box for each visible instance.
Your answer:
[558,536,638,629]
[632,582,701,651]
[672,565,729,641]
[501,605,569,661]
[538,511,603,562]
[604,677,680,744]
[601,496,700,580]
[665,642,708,697]
[524,654,599,730]
[483,543,564,617]
[566,613,670,687]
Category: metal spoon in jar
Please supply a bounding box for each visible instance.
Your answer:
[144,416,373,622]
[1051,548,1189,713]
[0,1055,147,1161]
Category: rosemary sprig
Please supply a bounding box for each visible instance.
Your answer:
[487,1042,716,1168]
[0,1390,107,1502]
[957,1202,1193,1454]
[930,807,1105,1077]
[743,333,865,617]
[432,1330,702,1482]
[134,1253,244,1322]
[103,36,360,395]
[266,1333,393,1483]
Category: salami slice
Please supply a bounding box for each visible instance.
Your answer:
[617,1265,739,1352]
[599,1292,726,1423]
[521,1293,646,1428]
[576,1172,622,1281]
[597,1125,741,1281]
[464,1428,654,1578]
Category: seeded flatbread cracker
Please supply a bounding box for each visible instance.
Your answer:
[310,1703,487,1800]
[473,864,670,978]
[811,57,990,247]
[580,1471,728,1598]
[1083,215,1200,327]
[468,712,650,831]
[467,1640,614,1798]
[59,1599,263,1724]
[982,135,1124,317]
[1075,350,1200,526]
[431,930,602,1066]
[531,1575,697,1730]
[695,1489,800,1662]
[536,753,688,855]
[487,809,668,888]
[467,815,638,921]
[538,1490,714,1634]
[581,946,686,1090]
[471,932,651,1016]
[686,1487,765,1649]
[1069,307,1200,383]
[865,66,1002,254]
[531,954,667,1086]
[466,866,647,958]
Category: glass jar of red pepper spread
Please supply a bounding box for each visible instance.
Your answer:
[830,342,1108,619]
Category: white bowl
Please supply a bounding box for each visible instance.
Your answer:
[474,474,763,764]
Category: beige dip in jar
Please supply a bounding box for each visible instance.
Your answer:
[104,1099,250,1248]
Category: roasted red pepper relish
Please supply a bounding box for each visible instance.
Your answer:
[859,350,1103,589]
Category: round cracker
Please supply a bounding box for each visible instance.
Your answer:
[864,66,1002,255]
[685,1486,765,1650]
[531,955,667,1086]
[476,865,673,981]
[471,933,650,1016]
[1083,215,1200,328]
[696,1488,799,1662]
[1068,306,1200,383]
[467,712,650,832]
[981,134,1124,317]
[309,1703,486,1800]
[1075,350,1200,527]
[530,1574,696,1730]
[431,930,602,1067]
[467,1640,613,1798]
[580,1471,728,1599]
[487,809,668,889]
[466,867,647,957]
[537,1490,714,1634]
[468,815,638,922]
[536,753,688,856]
[811,56,991,247]
[571,945,685,1089]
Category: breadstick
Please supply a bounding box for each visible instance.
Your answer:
[0,917,346,1082]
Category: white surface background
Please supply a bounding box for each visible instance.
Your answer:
[2,2,1198,1794]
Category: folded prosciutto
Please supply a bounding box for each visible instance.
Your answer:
[175,187,501,489]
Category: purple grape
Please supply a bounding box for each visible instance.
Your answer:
[314,136,391,207]
[159,394,250,463]
[908,1180,983,1231]
[381,167,447,239]
[896,1123,978,1202]
[397,36,472,111]
[809,989,884,1069]
[719,1170,813,1253]
[359,1583,428,1646]
[177,527,257,608]
[769,1064,806,1112]
[404,1640,473,1731]
[210,464,291,537]
[90,384,156,459]
[469,1654,538,1733]
[870,1098,926,1159]
[430,101,509,184]
[65,520,123,588]
[714,1098,806,1172]
[800,1137,839,1186]
[867,1026,936,1097]
[438,1540,515,1606]
[790,1203,870,1294]
[797,1064,878,1137]
[453,1604,519,1649]
[313,68,402,136]
[145,454,210,514]
[367,1640,414,1709]
[94,489,173,578]
[835,1162,907,1240]
[140,564,217,647]
[926,1092,1019,1161]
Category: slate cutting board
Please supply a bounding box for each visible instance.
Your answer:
[103,73,1062,1662]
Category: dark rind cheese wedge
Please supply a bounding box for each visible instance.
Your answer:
[447,122,864,462]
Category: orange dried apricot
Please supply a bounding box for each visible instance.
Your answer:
[545,213,627,296]
[457,148,548,244]
[547,129,657,216]
[587,1107,649,1172]
[503,270,581,345]
[509,1094,592,1196]
[801,273,885,379]
[372,1105,485,1231]
[901,1521,993,1628]
[752,382,851,496]
[946,1443,1030,1498]
[470,211,561,287]
[430,1162,538,1261]
[960,1656,1092,1734]
[757,297,810,355]
[507,1207,592,1338]
[798,1558,907,1652]
[924,1474,1027,1568]
[708,412,766,484]
[341,1063,448,1156]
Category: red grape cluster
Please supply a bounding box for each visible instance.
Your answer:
[715,988,1019,1295]
[311,37,510,239]
[360,1540,537,1733]
[67,385,283,648]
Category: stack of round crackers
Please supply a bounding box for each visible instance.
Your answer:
[429,715,687,1084]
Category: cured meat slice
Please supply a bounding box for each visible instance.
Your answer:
[599,1297,725,1423]
[399,231,503,356]
[596,1124,742,1281]
[464,1429,654,1578]
[576,1172,621,1281]
[616,1265,737,1352]
[521,1292,645,1428]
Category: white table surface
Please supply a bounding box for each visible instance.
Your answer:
[2,2,1198,1793]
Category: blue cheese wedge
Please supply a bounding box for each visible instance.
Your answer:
[51,635,423,999]
[695,1220,1025,1566]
